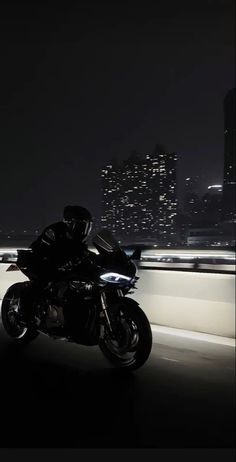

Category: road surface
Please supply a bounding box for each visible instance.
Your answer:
[0,322,234,448]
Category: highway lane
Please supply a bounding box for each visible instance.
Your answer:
[0,322,234,448]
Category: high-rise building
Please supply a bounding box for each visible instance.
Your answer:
[222,88,236,223]
[201,184,223,227]
[101,145,178,244]
[184,176,202,224]
[183,176,224,226]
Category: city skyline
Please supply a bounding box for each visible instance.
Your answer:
[101,146,178,244]
[0,127,233,237]
[0,148,224,236]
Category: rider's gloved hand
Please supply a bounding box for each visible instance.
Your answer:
[57,261,73,272]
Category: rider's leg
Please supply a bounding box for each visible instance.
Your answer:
[20,280,45,323]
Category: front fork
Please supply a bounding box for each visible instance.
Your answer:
[99,290,123,338]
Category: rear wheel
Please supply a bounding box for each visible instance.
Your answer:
[99,298,152,371]
[1,283,39,344]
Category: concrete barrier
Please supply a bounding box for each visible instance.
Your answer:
[0,262,235,338]
[130,268,235,338]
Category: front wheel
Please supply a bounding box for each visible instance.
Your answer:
[1,283,39,345]
[99,298,152,372]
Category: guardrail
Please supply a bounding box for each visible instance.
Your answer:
[138,249,236,273]
[1,247,235,272]
[0,249,18,263]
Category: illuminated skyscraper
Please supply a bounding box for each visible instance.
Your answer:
[101,145,178,244]
[222,88,236,222]
[184,176,201,226]
[201,184,223,226]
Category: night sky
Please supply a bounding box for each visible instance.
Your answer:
[0,0,235,231]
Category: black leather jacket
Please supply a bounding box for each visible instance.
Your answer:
[26,222,96,281]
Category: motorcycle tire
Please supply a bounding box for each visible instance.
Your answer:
[99,297,152,372]
[1,283,39,345]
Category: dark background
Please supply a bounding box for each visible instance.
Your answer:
[0,0,235,231]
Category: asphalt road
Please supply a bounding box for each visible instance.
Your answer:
[0,323,235,448]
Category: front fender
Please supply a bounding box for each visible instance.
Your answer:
[3,281,31,300]
[116,296,140,309]
[106,296,141,321]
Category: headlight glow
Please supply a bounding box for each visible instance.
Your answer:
[100,272,132,283]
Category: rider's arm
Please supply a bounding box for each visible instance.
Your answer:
[28,226,60,279]
[29,227,56,259]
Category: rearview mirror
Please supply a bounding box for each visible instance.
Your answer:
[130,248,141,261]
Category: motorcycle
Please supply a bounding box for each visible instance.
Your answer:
[1,229,152,371]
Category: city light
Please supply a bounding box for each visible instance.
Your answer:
[208,185,222,189]
[101,148,178,244]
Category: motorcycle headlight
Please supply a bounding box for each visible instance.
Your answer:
[100,272,132,284]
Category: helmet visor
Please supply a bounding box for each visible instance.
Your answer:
[65,219,92,240]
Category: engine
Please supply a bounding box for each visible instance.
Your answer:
[45,304,65,330]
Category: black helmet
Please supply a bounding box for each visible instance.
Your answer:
[63,205,93,241]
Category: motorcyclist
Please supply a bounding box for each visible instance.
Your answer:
[18,205,94,324]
